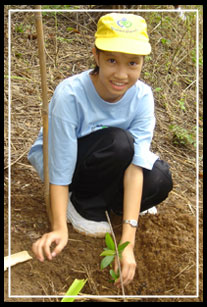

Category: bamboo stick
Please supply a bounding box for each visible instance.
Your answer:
[35,5,52,225]
[105,210,126,301]
[4,251,32,271]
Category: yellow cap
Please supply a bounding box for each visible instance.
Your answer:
[95,13,151,55]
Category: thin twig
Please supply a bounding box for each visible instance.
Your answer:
[58,14,95,34]
[149,20,161,34]
[173,263,195,279]
[59,293,121,302]
[167,28,189,73]
[105,210,126,301]
[4,148,29,170]
[183,80,196,92]
[79,294,121,302]
[82,264,99,296]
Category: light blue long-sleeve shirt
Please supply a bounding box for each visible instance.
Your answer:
[28,70,158,185]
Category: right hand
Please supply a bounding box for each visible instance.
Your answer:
[32,228,68,262]
[114,243,137,288]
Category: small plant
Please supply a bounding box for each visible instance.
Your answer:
[161,38,171,46]
[177,98,186,111]
[15,24,25,33]
[169,124,196,147]
[100,232,130,283]
[154,87,162,92]
[61,279,87,302]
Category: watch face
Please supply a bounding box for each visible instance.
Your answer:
[131,220,137,227]
[123,219,138,227]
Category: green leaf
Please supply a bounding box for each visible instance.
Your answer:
[105,233,115,250]
[118,241,130,253]
[109,269,119,281]
[57,37,74,43]
[154,87,162,92]
[100,250,116,257]
[61,279,87,302]
[4,75,31,81]
[67,26,77,32]
[100,255,114,270]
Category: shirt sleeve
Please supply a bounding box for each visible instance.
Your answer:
[48,117,77,185]
[129,87,158,170]
[48,80,79,185]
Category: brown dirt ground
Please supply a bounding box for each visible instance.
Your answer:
[4,5,203,302]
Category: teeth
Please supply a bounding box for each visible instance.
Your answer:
[113,82,125,86]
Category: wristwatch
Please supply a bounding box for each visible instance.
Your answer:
[123,219,138,228]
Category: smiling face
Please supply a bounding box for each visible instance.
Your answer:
[90,48,144,103]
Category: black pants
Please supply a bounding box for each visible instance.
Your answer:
[69,127,173,222]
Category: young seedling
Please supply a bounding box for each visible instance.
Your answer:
[61,279,87,302]
[100,232,130,283]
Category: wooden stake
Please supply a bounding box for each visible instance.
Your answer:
[35,5,52,225]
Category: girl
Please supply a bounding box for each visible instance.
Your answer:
[29,13,173,287]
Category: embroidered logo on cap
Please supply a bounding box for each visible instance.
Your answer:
[117,18,132,28]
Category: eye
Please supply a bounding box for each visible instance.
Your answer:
[129,61,138,67]
[107,58,116,64]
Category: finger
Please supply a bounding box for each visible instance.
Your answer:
[123,264,136,286]
[43,234,54,260]
[32,236,46,262]
[124,269,135,286]
[52,237,67,257]
[32,242,39,260]
[115,264,136,287]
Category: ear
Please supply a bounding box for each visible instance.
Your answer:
[92,47,99,66]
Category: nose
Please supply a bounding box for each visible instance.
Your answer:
[114,64,128,80]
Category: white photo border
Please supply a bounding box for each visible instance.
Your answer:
[7,7,200,300]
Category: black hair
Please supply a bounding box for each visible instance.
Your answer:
[90,46,101,75]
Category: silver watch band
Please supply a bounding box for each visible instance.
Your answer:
[123,219,138,228]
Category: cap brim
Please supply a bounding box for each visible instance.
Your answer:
[95,37,151,55]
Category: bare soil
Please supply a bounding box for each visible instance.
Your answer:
[4,5,203,302]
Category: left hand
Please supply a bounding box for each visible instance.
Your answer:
[32,228,68,262]
[114,243,137,288]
